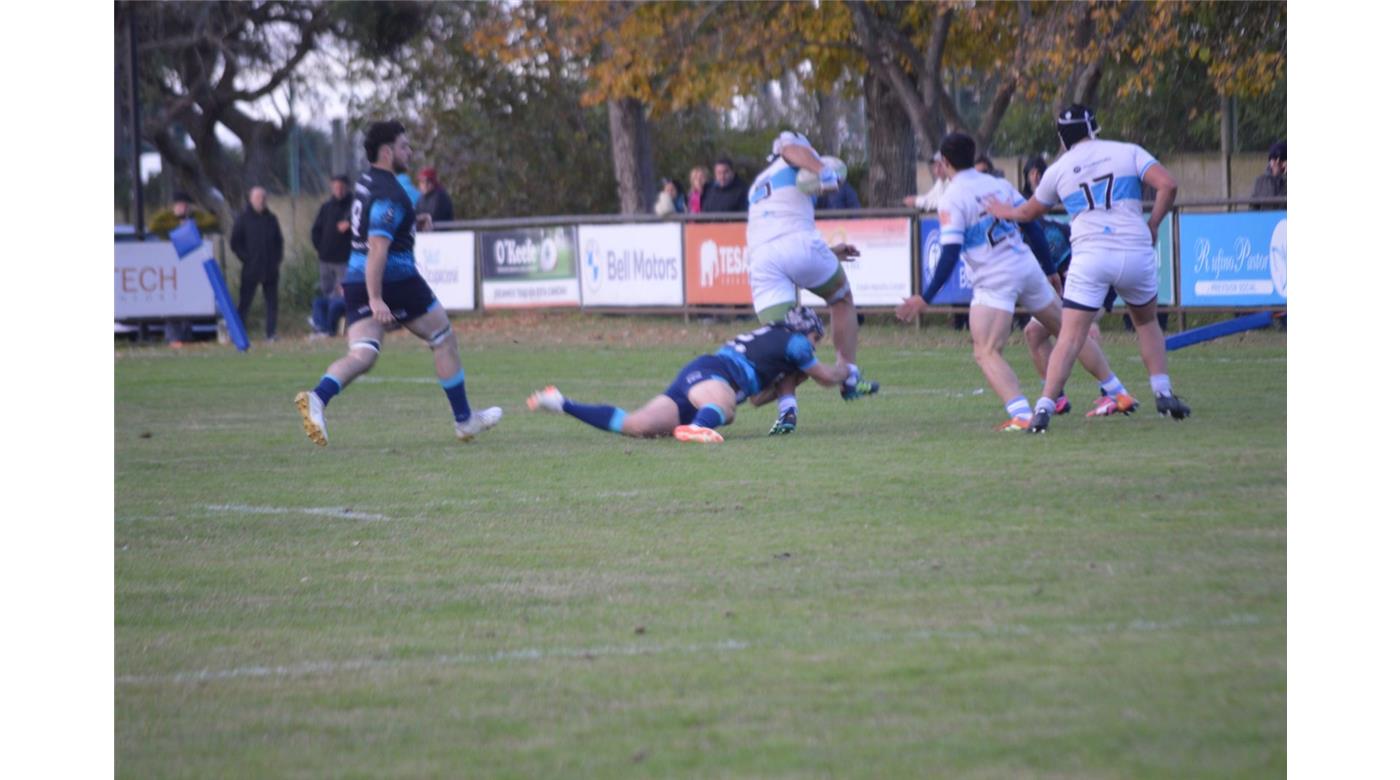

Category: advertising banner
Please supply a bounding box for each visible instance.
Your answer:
[1178,211,1287,307]
[414,230,476,311]
[480,226,580,308]
[114,241,217,318]
[916,217,973,305]
[579,224,684,307]
[684,222,751,305]
[801,218,913,307]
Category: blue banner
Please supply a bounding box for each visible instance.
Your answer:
[918,217,973,304]
[1179,211,1287,307]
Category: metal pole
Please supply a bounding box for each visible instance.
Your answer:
[126,6,145,237]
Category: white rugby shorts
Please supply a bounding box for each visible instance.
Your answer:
[970,259,1057,314]
[748,232,843,316]
[1064,246,1158,310]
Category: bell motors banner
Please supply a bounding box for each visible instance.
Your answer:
[917,217,973,305]
[684,222,752,305]
[1178,211,1287,307]
[801,218,913,307]
[579,224,684,307]
[414,230,476,311]
[480,226,580,309]
[114,241,217,318]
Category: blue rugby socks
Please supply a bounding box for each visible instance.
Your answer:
[313,374,342,406]
[563,399,627,433]
[440,369,472,422]
[692,403,728,430]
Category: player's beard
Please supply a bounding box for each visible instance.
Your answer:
[393,157,409,174]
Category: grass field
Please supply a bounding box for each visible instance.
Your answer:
[115,314,1286,778]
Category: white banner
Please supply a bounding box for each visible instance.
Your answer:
[114,241,217,318]
[578,224,684,307]
[800,218,913,307]
[414,230,476,311]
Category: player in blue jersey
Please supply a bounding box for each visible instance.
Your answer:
[295,120,501,446]
[524,307,849,444]
[986,105,1189,432]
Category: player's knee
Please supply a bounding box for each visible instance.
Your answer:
[427,324,456,351]
[349,338,381,372]
[1025,319,1048,345]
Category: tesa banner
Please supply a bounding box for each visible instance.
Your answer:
[114,241,217,318]
[684,222,751,305]
[579,223,684,307]
[480,226,580,309]
[415,230,476,311]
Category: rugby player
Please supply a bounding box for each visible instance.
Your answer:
[747,131,879,436]
[525,307,847,444]
[894,133,1126,432]
[294,120,501,446]
[985,105,1190,432]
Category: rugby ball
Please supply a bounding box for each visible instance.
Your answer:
[796,155,847,196]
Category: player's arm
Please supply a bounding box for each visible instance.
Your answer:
[985,195,1049,223]
[365,235,393,323]
[897,210,961,322]
[1142,163,1177,244]
[779,139,838,192]
[750,374,808,407]
[801,360,849,388]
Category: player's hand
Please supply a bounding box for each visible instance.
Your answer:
[983,196,1014,220]
[830,243,861,262]
[416,213,433,232]
[1148,221,1160,245]
[336,220,350,233]
[370,298,395,325]
[902,196,917,208]
[895,295,927,323]
[819,165,839,193]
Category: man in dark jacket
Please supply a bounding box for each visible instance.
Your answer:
[700,157,750,212]
[231,186,284,340]
[309,176,353,336]
[1251,140,1286,209]
[416,167,454,227]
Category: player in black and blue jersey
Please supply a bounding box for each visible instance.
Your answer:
[295,120,501,446]
[525,307,852,444]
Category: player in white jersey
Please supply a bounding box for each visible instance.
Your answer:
[986,105,1190,432]
[746,130,879,435]
[895,133,1123,431]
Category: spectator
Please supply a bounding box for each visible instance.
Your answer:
[230,186,284,341]
[309,175,353,337]
[700,157,749,212]
[904,153,951,211]
[815,168,861,210]
[1022,156,1047,200]
[416,166,454,227]
[686,165,708,214]
[974,154,1002,177]
[654,177,686,216]
[147,191,222,346]
[1251,140,1286,208]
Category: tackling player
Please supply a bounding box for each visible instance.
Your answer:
[294,120,502,446]
[747,131,879,436]
[985,105,1190,433]
[525,307,848,444]
[895,133,1126,432]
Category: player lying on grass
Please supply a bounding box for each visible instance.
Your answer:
[526,307,856,444]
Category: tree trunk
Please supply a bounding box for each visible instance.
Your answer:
[863,72,915,207]
[608,98,654,215]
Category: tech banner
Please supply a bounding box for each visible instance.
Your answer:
[114,241,217,318]
[480,226,580,309]
[579,224,684,307]
[1178,211,1287,307]
[801,218,912,307]
[414,230,476,311]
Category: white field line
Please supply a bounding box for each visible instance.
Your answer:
[203,504,391,522]
[116,613,1268,687]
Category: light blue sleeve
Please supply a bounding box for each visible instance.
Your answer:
[367,199,401,239]
[787,334,818,371]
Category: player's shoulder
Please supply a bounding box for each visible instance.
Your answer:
[771,130,814,155]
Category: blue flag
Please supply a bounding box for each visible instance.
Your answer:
[170,219,250,352]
